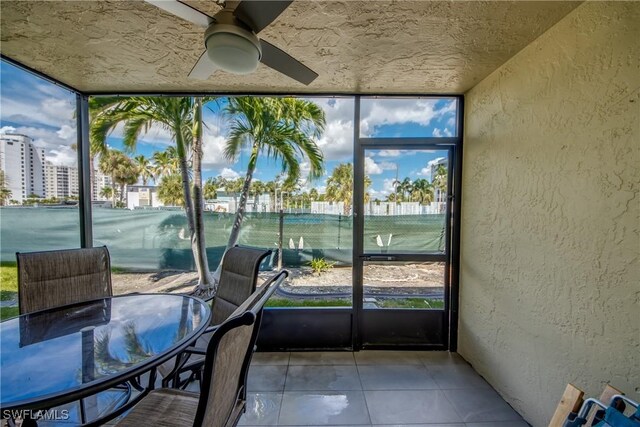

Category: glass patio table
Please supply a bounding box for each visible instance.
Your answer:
[0,293,211,421]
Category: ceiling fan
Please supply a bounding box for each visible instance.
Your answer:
[145,0,318,85]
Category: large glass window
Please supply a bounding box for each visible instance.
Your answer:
[0,60,460,333]
[89,96,355,308]
[363,149,449,254]
[0,60,80,319]
[359,97,458,138]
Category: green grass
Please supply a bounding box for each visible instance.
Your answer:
[0,262,19,321]
[0,306,19,321]
[0,262,18,301]
[378,298,444,309]
[266,298,351,308]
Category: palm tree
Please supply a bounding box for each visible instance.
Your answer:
[91,96,215,289]
[410,178,434,205]
[325,163,371,215]
[158,174,184,206]
[152,149,178,179]
[432,164,447,198]
[281,180,300,210]
[114,155,139,204]
[264,180,278,211]
[99,186,114,201]
[225,177,244,212]
[203,177,218,201]
[309,188,319,202]
[399,177,413,200]
[250,180,267,211]
[134,154,154,185]
[98,149,134,206]
[0,171,12,206]
[222,96,326,252]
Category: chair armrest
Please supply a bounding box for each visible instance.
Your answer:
[204,325,219,334]
[184,346,207,356]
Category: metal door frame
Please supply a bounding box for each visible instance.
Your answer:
[352,95,464,350]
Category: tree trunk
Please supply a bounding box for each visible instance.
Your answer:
[225,171,254,249]
[90,155,95,201]
[111,173,117,207]
[191,98,214,292]
[176,132,196,238]
[226,143,259,252]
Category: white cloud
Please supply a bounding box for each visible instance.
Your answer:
[432,128,453,137]
[365,157,382,175]
[376,150,401,157]
[380,178,398,196]
[0,126,17,134]
[307,98,354,162]
[360,98,457,137]
[105,122,174,147]
[316,119,353,161]
[417,167,431,179]
[1,95,75,129]
[1,82,79,167]
[220,168,240,179]
[365,157,396,175]
[56,125,76,140]
[47,146,77,167]
[202,132,229,170]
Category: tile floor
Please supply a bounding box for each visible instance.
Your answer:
[239,351,528,427]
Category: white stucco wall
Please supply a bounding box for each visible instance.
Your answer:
[459,3,639,426]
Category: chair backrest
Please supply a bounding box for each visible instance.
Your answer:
[211,246,271,325]
[193,270,288,427]
[16,246,112,315]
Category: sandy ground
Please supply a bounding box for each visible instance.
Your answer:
[111,263,444,296]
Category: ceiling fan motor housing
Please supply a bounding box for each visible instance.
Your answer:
[204,10,262,75]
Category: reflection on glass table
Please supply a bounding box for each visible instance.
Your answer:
[0,293,211,417]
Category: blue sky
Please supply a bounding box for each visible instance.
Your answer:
[0,60,456,196]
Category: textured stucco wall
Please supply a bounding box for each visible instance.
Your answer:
[459,2,639,426]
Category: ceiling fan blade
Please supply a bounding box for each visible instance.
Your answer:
[233,1,293,34]
[188,51,216,80]
[145,0,213,28]
[260,39,318,85]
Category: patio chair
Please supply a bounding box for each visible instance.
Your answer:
[115,270,288,427]
[159,245,271,387]
[15,246,130,426]
[17,246,112,314]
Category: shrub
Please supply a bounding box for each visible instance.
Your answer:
[309,257,334,275]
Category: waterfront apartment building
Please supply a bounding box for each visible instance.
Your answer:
[0,133,45,203]
[44,161,79,199]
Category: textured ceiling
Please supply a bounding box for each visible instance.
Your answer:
[0,1,581,94]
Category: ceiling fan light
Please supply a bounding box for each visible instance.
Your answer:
[206,32,261,75]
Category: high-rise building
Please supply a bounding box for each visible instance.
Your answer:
[45,162,79,199]
[0,134,46,203]
[93,169,113,201]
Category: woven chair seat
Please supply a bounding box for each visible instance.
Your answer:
[115,389,199,426]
